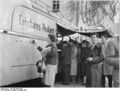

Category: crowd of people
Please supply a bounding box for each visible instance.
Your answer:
[57,33,119,88]
[33,33,119,88]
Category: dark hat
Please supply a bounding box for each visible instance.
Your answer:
[48,34,56,42]
[74,40,78,45]
[82,40,89,45]
[82,40,87,43]
[63,41,67,44]
[69,39,74,43]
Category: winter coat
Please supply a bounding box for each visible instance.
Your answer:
[86,43,104,87]
[45,43,58,65]
[101,41,113,75]
[105,37,119,87]
[62,44,72,65]
[71,44,77,76]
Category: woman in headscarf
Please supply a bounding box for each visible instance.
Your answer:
[44,34,58,87]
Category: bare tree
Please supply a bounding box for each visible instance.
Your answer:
[67,0,80,26]
[67,0,119,29]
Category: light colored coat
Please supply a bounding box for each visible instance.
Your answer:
[101,41,113,75]
[71,44,77,76]
[105,37,119,87]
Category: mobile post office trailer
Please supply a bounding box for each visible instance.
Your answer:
[0,0,77,86]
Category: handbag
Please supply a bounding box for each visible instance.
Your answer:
[36,59,46,73]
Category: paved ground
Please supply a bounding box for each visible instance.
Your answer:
[1,78,110,88]
[2,78,85,88]
[54,82,85,88]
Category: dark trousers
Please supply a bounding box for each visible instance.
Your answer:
[62,64,71,85]
[86,64,92,87]
[76,63,81,82]
[81,61,87,83]
[101,75,112,87]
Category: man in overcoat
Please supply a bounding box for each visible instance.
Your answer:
[101,34,113,87]
[61,41,72,85]
[105,36,119,87]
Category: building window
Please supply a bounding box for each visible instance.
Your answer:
[53,0,59,12]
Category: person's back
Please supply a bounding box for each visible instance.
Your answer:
[62,43,72,65]
[101,35,113,87]
[81,47,89,62]
[71,44,78,83]
[71,44,78,62]
[46,43,58,65]
[76,44,82,82]
[44,34,58,87]
[105,36,119,87]
[81,41,91,85]
[61,42,72,85]
[77,44,81,63]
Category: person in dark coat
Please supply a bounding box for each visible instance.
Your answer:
[76,43,82,82]
[81,40,89,84]
[70,40,78,83]
[86,33,104,87]
[85,44,92,87]
[61,41,72,85]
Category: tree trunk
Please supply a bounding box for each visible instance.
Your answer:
[76,1,79,27]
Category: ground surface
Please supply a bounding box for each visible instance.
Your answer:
[2,78,85,88]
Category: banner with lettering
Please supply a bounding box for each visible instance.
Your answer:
[12,6,56,39]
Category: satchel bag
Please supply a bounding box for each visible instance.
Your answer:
[36,59,46,73]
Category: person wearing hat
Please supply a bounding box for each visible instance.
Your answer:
[61,41,72,85]
[44,34,58,87]
[69,39,78,83]
[30,34,58,87]
[101,34,113,87]
[105,36,119,87]
[80,40,90,85]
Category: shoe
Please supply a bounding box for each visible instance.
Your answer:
[62,82,69,85]
[44,84,50,87]
[82,82,86,85]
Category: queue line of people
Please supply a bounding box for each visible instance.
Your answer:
[58,33,104,87]
[32,33,119,87]
[57,33,119,87]
[32,34,58,87]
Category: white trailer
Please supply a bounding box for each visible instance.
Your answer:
[0,0,77,86]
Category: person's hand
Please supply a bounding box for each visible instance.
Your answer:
[30,40,38,46]
[31,40,36,44]
[87,57,93,62]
